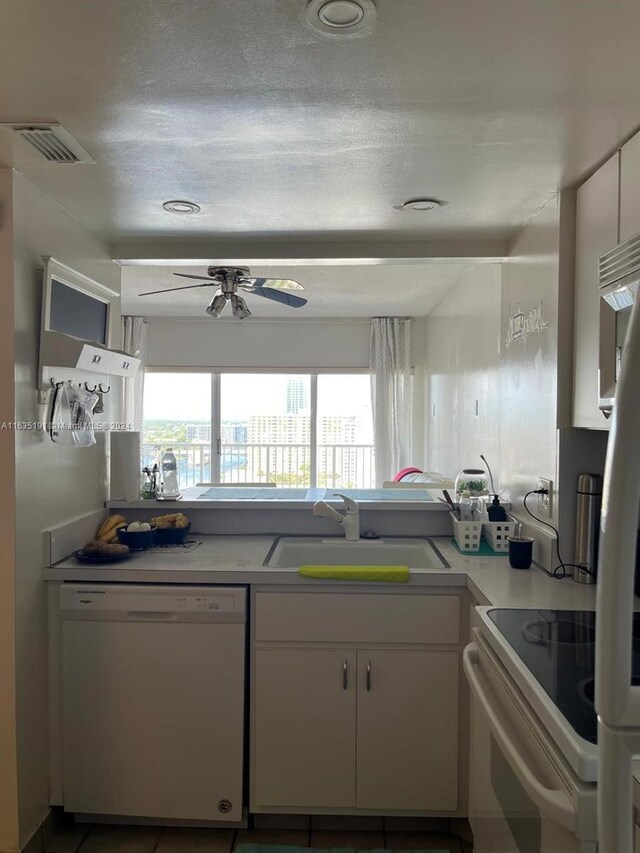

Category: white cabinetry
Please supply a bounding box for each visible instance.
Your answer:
[251,590,461,815]
[620,131,640,243]
[573,153,619,429]
[253,648,356,809]
[355,649,458,811]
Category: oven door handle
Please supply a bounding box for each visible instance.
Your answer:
[463,643,576,832]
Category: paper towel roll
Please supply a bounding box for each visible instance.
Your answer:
[110,431,141,500]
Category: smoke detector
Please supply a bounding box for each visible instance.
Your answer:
[400,198,445,212]
[305,0,377,36]
[162,200,201,214]
[0,122,94,164]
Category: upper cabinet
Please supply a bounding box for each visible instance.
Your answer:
[620,131,640,243]
[573,153,619,429]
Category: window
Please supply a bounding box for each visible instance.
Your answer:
[220,374,311,487]
[142,373,212,486]
[142,372,374,489]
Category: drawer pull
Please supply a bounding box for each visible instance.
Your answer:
[342,658,348,690]
[366,659,372,691]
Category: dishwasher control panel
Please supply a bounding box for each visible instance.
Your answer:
[60,584,246,623]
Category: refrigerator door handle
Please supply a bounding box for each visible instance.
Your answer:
[463,644,576,832]
[596,280,640,853]
[596,294,640,727]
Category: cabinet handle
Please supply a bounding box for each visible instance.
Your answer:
[366,659,372,692]
[342,658,348,690]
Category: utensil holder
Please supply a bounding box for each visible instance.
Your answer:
[450,513,482,552]
[483,516,517,552]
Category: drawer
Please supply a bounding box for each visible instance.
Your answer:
[255,592,460,644]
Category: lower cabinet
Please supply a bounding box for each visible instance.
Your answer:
[355,649,458,811]
[251,591,461,814]
[253,648,357,808]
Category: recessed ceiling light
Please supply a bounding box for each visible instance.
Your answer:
[305,0,377,36]
[400,198,445,212]
[162,200,201,214]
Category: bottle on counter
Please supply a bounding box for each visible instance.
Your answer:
[487,494,508,522]
[160,448,180,498]
[459,490,473,521]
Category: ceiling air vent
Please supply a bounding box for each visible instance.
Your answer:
[1,123,95,164]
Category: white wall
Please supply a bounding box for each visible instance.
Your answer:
[499,195,560,520]
[146,317,371,370]
[421,266,502,479]
[12,173,120,847]
[0,169,19,853]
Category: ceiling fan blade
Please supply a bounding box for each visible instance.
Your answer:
[139,283,214,296]
[242,277,304,291]
[173,273,217,281]
[242,286,307,308]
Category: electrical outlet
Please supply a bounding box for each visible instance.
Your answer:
[538,478,553,518]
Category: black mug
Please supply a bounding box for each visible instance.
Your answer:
[508,536,534,570]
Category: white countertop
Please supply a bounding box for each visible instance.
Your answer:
[106,486,451,512]
[44,534,602,610]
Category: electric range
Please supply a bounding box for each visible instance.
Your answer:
[474,607,640,782]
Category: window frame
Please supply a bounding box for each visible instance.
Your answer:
[143,367,372,488]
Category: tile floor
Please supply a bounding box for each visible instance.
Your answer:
[46,824,472,853]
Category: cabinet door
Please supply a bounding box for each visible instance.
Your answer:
[620,131,640,243]
[253,648,356,809]
[573,153,619,429]
[356,650,459,811]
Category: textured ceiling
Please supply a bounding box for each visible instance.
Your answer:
[1,0,640,250]
[121,263,482,318]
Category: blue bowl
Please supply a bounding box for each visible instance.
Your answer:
[154,523,191,544]
[117,526,158,551]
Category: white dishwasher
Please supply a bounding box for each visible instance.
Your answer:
[60,584,246,823]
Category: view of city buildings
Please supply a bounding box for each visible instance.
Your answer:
[143,376,374,488]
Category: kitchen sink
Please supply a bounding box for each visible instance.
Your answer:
[266,537,448,569]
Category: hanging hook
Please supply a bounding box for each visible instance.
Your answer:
[50,378,57,387]
[84,382,97,393]
[98,383,111,394]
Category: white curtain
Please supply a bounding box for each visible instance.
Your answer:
[370,317,413,486]
[122,316,148,432]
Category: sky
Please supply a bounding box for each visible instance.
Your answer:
[143,373,372,422]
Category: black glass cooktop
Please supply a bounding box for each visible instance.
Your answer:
[487,609,640,745]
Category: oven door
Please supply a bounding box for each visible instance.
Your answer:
[464,641,596,853]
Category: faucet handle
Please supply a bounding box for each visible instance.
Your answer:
[333,493,359,514]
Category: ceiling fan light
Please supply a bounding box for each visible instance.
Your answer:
[206,293,227,318]
[231,294,252,319]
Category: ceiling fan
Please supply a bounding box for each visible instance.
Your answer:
[138,266,307,319]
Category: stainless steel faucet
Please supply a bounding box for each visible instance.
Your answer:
[312,492,360,541]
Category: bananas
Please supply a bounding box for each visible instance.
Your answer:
[95,514,127,542]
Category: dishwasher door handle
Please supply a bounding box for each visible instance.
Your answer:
[126,611,179,621]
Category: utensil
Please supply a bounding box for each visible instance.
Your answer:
[442,489,459,517]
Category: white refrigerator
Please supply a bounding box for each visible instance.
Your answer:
[595,290,640,852]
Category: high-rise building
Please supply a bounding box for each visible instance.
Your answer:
[247,416,310,444]
[286,378,309,415]
[221,422,248,444]
[186,423,211,442]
